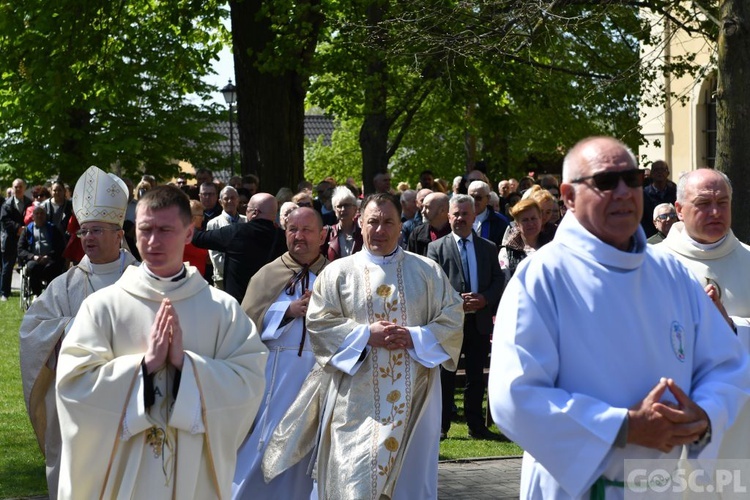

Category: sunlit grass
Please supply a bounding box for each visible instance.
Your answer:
[0,290,47,498]
[439,388,523,460]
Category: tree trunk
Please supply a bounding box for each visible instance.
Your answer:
[229,0,321,195]
[716,0,750,241]
[359,0,390,194]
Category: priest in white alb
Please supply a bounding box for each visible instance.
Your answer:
[263,193,464,499]
[232,207,327,499]
[55,185,268,499]
[19,166,137,499]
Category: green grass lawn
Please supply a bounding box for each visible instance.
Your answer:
[439,389,523,460]
[0,291,47,499]
[0,289,520,498]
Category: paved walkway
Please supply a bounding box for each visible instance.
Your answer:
[438,456,521,499]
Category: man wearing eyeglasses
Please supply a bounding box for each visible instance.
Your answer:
[19,166,138,499]
[641,160,677,238]
[647,203,677,244]
[488,137,750,499]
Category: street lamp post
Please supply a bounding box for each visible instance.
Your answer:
[221,80,237,176]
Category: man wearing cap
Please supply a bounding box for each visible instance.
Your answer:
[55,185,268,499]
[19,166,138,499]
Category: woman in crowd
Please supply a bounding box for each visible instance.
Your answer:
[278,201,298,230]
[321,186,362,261]
[525,185,559,238]
[499,198,543,280]
[24,185,51,224]
[291,191,314,208]
[183,199,209,276]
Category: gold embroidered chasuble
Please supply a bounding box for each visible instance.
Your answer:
[263,248,463,499]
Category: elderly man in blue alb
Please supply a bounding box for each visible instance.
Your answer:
[489,136,750,499]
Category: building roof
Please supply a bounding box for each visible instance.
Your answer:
[208,114,335,183]
[304,114,335,146]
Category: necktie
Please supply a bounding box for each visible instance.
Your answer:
[459,238,471,292]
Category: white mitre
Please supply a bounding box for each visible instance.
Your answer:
[72,166,129,227]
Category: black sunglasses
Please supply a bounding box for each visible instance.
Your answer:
[570,169,645,191]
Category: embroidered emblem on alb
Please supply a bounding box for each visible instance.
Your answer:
[670,321,686,362]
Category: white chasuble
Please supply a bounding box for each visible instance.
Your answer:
[262,248,464,500]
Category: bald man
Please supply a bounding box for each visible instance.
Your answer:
[489,137,750,498]
[192,193,286,302]
[407,192,450,256]
[660,168,750,347]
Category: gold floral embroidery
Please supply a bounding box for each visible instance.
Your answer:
[381,390,405,430]
[378,351,404,384]
[374,285,398,323]
[146,426,165,458]
[378,437,399,476]
[384,437,399,452]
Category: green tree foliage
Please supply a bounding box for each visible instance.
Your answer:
[0,0,228,186]
[306,1,645,191]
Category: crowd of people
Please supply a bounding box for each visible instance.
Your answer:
[9,135,750,499]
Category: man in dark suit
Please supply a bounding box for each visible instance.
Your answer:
[427,194,505,440]
[192,192,286,303]
[1,178,32,300]
[467,180,509,249]
[407,192,450,256]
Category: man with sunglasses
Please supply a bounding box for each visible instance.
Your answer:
[19,166,138,499]
[488,137,750,499]
[647,202,678,244]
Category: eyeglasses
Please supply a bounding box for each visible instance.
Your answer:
[335,203,354,210]
[655,213,678,221]
[570,169,645,191]
[76,227,120,238]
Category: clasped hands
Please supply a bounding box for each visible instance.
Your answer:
[369,321,414,350]
[461,292,486,312]
[144,298,184,374]
[627,377,709,453]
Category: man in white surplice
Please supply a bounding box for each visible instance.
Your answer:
[232,207,328,499]
[262,193,464,499]
[489,137,750,499]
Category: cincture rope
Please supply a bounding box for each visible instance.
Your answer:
[284,264,310,357]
